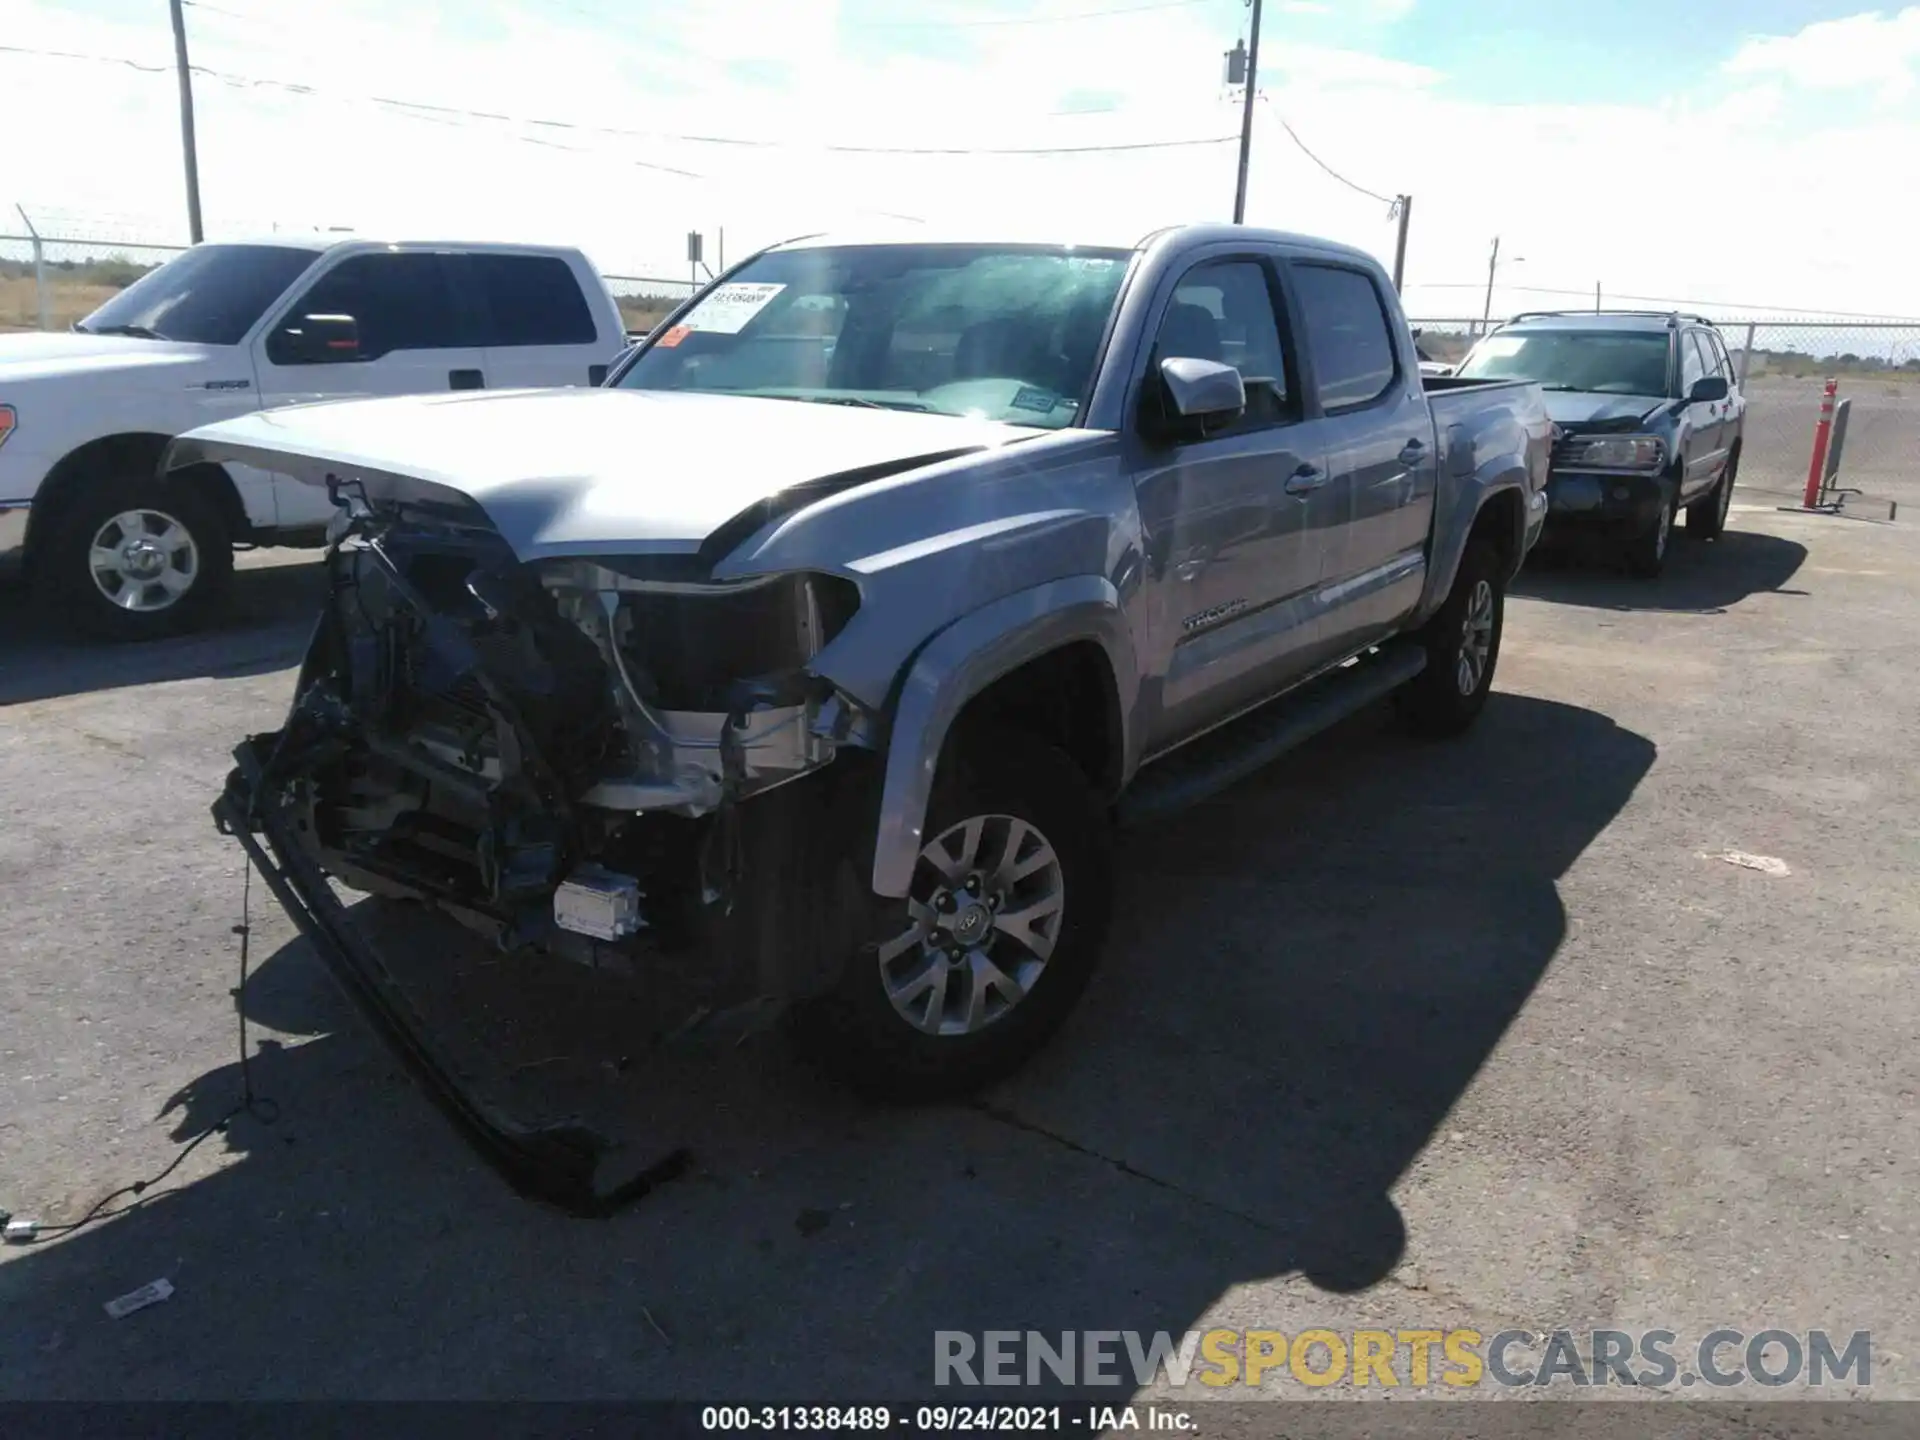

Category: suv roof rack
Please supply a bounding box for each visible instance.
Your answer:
[1504,309,1718,329]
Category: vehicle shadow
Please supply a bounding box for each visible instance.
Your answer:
[0,692,1654,1400]
[0,557,324,707]
[1515,525,1808,615]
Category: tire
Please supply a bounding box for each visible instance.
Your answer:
[1626,484,1677,578]
[37,471,234,642]
[786,728,1114,1101]
[1686,447,1738,540]
[1397,537,1504,739]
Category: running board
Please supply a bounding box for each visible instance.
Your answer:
[213,737,688,1218]
[1117,641,1427,826]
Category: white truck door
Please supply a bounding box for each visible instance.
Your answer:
[455,252,619,391]
[251,249,489,529]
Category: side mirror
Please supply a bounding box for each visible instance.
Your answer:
[279,313,362,364]
[1159,356,1246,430]
[1688,375,1729,403]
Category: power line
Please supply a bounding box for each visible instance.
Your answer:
[2,44,1236,158]
[1256,94,1395,206]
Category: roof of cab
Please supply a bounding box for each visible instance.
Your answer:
[1501,311,1699,333]
[204,235,590,258]
[763,221,1385,269]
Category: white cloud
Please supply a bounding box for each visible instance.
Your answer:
[1723,6,1920,105]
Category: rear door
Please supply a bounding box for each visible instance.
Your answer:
[253,249,489,528]
[1284,258,1438,664]
[456,251,617,390]
[1127,252,1336,755]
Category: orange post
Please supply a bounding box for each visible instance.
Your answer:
[1803,377,1839,508]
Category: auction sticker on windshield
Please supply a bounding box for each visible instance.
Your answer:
[682,282,787,334]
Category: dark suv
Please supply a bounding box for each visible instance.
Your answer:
[1452,311,1744,576]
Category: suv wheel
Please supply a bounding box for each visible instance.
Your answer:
[39,473,234,642]
[1398,537,1504,739]
[1627,486,1676,578]
[787,729,1113,1100]
[1686,448,1738,540]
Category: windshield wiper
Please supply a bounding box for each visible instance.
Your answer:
[804,396,932,413]
[80,323,166,340]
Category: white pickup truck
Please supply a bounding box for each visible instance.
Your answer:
[0,237,627,640]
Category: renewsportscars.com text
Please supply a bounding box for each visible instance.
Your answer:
[934,1328,1873,1390]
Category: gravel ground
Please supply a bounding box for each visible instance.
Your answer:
[1,497,1916,1414]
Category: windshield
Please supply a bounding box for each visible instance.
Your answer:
[617,243,1133,429]
[1456,329,1672,396]
[77,244,321,345]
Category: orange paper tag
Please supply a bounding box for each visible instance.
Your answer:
[656,325,692,348]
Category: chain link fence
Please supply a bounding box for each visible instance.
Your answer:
[1413,315,1920,510]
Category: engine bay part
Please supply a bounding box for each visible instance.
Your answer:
[230,498,874,987]
[553,864,645,942]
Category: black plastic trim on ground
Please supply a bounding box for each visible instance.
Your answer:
[212,744,687,1218]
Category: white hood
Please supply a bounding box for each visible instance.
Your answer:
[0,331,225,384]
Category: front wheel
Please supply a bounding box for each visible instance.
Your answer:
[38,473,233,642]
[1686,449,1738,540]
[1626,485,1676,578]
[1397,537,1504,739]
[786,729,1113,1100]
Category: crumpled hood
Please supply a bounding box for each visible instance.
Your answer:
[168,386,1045,560]
[0,331,224,383]
[1542,390,1670,430]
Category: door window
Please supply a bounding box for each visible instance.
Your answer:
[461,253,600,347]
[1291,263,1399,411]
[267,252,468,364]
[1681,331,1709,392]
[1150,259,1294,430]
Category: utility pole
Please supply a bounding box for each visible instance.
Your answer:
[1595,281,1602,313]
[1231,0,1264,224]
[1481,235,1500,331]
[1390,194,1412,292]
[168,0,204,243]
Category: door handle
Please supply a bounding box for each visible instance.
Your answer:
[449,368,485,391]
[1284,463,1327,496]
[1398,438,1428,464]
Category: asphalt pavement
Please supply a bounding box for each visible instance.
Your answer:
[1,500,1915,1409]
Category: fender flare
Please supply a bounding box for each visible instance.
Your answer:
[1416,455,1537,624]
[868,574,1136,898]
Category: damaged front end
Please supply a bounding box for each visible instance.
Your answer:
[214,488,878,1210]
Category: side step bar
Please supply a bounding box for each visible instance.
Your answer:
[213,736,686,1218]
[1117,640,1427,825]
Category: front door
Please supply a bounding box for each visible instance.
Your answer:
[1126,254,1337,757]
[251,249,489,530]
[1675,329,1721,505]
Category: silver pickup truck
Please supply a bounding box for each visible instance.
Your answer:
[181,224,1549,1197]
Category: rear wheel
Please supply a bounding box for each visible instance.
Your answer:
[787,729,1112,1100]
[37,472,233,642]
[1686,448,1738,540]
[1397,537,1504,739]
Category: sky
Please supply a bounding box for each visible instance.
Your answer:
[5,0,1920,320]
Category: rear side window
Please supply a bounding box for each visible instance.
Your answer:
[463,253,600,347]
[268,252,467,362]
[1291,263,1398,410]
